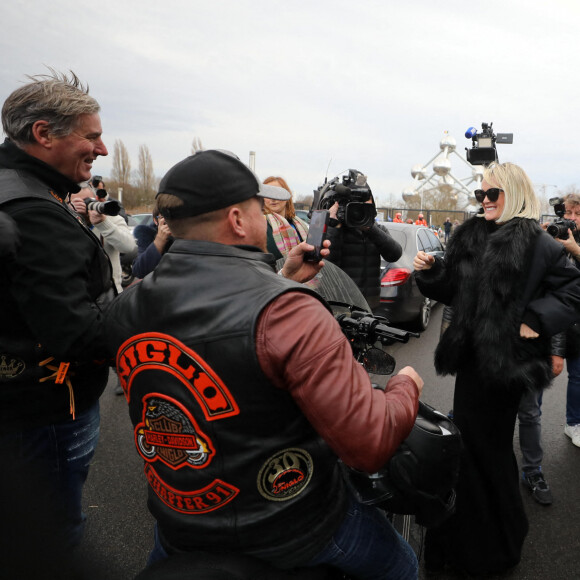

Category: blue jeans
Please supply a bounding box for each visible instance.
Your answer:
[0,402,100,552]
[566,355,580,425]
[307,493,418,580]
[147,494,418,580]
[518,388,543,474]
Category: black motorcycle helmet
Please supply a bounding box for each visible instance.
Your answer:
[342,401,462,528]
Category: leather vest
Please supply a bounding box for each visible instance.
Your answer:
[109,240,347,566]
[0,167,113,429]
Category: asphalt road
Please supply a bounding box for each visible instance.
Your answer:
[74,305,580,579]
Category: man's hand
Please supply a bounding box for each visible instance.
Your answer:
[329,202,341,228]
[413,251,435,271]
[69,197,104,224]
[69,197,87,216]
[397,366,424,395]
[552,355,564,377]
[280,240,331,283]
[556,229,580,259]
[154,217,172,253]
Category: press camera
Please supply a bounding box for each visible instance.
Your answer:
[83,197,121,216]
[465,122,513,166]
[547,197,576,240]
[313,169,376,229]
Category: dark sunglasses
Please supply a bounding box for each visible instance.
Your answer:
[474,188,503,203]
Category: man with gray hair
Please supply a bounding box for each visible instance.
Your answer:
[0,69,113,573]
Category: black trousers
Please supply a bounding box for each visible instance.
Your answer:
[425,367,529,576]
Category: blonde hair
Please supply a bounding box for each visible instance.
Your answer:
[263,176,296,219]
[482,162,540,223]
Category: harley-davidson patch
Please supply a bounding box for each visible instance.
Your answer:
[257,448,313,502]
[136,395,215,470]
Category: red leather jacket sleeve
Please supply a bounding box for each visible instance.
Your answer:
[256,291,419,473]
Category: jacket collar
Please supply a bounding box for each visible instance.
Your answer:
[0,138,81,197]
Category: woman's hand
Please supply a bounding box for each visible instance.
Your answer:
[413,251,435,271]
[552,355,564,377]
[520,323,539,339]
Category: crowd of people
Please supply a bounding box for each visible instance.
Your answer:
[2,68,580,580]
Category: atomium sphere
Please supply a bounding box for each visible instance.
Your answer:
[438,174,454,194]
[440,135,456,151]
[411,164,427,180]
[433,157,451,176]
[402,187,416,197]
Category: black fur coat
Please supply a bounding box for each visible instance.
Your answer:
[416,216,580,391]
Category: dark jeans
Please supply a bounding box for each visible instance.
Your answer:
[518,387,543,473]
[566,355,580,425]
[307,492,418,579]
[147,492,418,580]
[0,401,100,570]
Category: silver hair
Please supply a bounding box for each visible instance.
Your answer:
[1,68,100,146]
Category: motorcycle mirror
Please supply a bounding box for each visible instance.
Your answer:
[362,347,395,375]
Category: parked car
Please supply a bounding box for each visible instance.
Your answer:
[373,222,445,331]
[295,209,311,223]
[127,213,154,234]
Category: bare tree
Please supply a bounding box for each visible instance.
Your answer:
[110,139,132,188]
[135,144,156,205]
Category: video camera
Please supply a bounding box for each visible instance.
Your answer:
[313,169,376,229]
[84,197,121,216]
[547,197,576,240]
[465,122,513,166]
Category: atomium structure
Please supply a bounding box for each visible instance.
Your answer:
[402,133,481,209]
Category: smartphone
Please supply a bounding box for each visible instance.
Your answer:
[304,209,330,262]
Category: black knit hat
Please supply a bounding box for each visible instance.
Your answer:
[156,150,290,219]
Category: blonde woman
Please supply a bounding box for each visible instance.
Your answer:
[413,162,580,575]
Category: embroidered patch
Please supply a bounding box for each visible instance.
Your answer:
[257,448,313,502]
[135,394,215,470]
[0,354,25,379]
[144,463,238,514]
[116,332,239,420]
[116,332,241,515]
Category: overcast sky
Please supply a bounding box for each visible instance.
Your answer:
[2,0,579,206]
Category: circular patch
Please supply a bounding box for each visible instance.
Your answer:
[257,448,313,502]
[0,354,25,379]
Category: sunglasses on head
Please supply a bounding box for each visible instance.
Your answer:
[474,188,503,203]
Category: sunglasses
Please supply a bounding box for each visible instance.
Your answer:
[474,188,503,203]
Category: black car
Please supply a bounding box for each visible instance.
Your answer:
[373,222,445,331]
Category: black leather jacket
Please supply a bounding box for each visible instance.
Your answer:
[0,140,113,430]
[104,241,348,568]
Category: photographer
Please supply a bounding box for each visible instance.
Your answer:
[92,175,128,223]
[104,150,423,580]
[322,173,402,310]
[70,186,136,293]
[546,193,580,447]
[132,202,174,279]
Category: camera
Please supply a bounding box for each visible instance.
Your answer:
[314,169,376,229]
[546,197,576,240]
[84,197,121,216]
[465,122,513,166]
